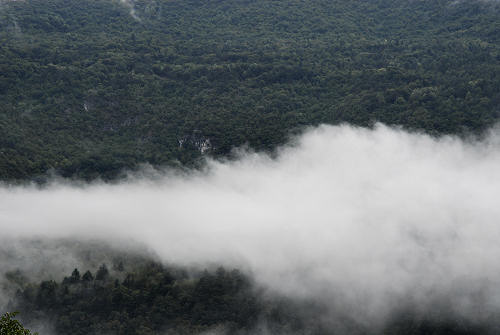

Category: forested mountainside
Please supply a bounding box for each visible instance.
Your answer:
[10,264,319,335]
[8,262,490,335]
[1,0,499,181]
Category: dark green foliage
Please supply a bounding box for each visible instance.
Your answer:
[0,0,499,181]
[10,263,495,335]
[95,264,109,281]
[82,271,94,282]
[0,312,37,335]
[11,264,305,334]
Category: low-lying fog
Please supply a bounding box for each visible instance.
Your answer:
[2,123,500,327]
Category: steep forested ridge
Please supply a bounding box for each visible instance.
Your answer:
[8,262,490,335]
[1,0,499,181]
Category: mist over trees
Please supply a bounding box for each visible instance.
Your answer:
[7,261,492,335]
[3,125,500,334]
[0,0,499,181]
[2,0,500,334]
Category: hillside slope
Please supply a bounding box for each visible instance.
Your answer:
[1,0,499,180]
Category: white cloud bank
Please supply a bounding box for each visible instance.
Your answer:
[2,123,500,324]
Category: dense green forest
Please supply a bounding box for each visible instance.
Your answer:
[1,0,499,181]
[10,264,313,334]
[7,262,491,335]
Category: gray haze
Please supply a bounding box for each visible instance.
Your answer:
[2,124,500,326]
[119,0,140,21]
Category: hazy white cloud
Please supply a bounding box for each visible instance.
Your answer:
[2,123,500,324]
[119,0,141,21]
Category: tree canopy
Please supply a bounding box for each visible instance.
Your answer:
[0,312,37,335]
[0,0,499,181]
[8,262,489,335]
